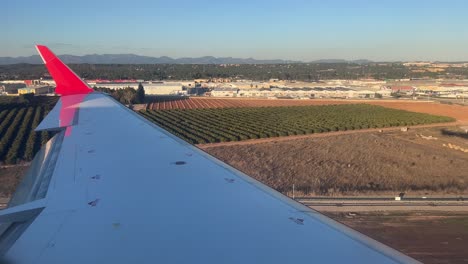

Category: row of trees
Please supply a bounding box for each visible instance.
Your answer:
[93,83,145,104]
[0,96,56,164]
[0,86,148,164]
[0,106,52,164]
[140,105,454,144]
[2,63,467,81]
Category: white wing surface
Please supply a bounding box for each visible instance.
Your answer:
[0,46,420,264]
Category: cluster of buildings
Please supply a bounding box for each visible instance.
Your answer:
[403,62,468,68]
[205,79,468,99]
[0,80,54,95]
[384,81,468,99]
[403,62,468,74]
[209,87,381,99]
[1,78,467,100]
[0,79,190,96]
[88,80,190,95]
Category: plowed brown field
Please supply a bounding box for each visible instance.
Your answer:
[326,211,468,264]
[147,98,353,109]
[364,101,468,123]
[148,98,468,122]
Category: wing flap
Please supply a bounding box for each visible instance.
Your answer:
[35,94,89,132]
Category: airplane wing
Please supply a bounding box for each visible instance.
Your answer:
[0,45,420,264]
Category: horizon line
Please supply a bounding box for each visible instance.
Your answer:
[2,53,468,64]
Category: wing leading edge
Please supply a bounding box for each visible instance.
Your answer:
[0,46,420,263]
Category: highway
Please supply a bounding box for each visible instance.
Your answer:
[295,196,466,202]
[295,196,468,212]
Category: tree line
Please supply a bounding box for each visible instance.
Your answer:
[93,83,145,104]
[2,63,467,81]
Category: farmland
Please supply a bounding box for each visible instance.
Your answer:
[147,97,468,122]
[0,95,462,195]
[147,97,354,110]
[139,104,454,144]
[0,96,57,165]
[0,96,459,166]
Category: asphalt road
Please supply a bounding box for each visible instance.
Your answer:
[295,197,468,212]
[295,196,466,201]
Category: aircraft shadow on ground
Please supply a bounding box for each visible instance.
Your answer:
[440,128,468,139]
[147,95,189,103]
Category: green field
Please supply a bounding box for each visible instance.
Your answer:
[139,104,455,144]
[0,96,58,165]
[0,98,455,164]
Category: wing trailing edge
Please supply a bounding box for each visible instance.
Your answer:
[35,45,93,96]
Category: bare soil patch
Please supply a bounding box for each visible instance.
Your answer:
[0,165,28,198]
[325,211,468,264]
[363,101,468,123]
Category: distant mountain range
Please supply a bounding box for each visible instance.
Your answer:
[0,54,375,65]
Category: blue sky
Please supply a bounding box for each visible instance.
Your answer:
[4,0,468,61]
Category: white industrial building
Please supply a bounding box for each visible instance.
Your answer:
[208,87,395,99]
[210,88,239,97]
[144,83,185,95]
[90,81,186,95]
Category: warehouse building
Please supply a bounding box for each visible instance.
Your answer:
[211,88,240,97]
[0,83,26,95]
[18,86,54,95]
[90,81,186,95]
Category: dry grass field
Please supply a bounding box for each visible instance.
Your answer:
[203,126,468,196]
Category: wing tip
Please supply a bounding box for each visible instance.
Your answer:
[35,45,47,63]
[34,44,93,96]
[35,45,56,64]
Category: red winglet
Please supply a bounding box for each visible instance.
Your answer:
[36,45,93,96]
